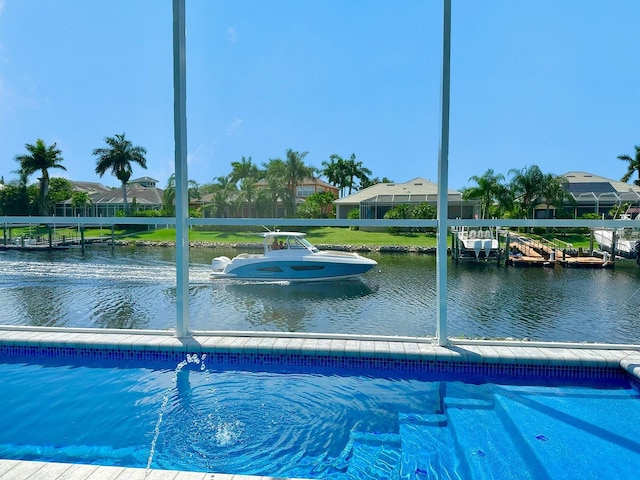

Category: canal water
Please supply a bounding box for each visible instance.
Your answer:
[0,246,638,344]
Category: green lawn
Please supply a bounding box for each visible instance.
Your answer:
[124,227,441,247]
[124,227,595,250]
[7,224,593,250]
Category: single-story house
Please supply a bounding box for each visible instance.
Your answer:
[534,171,640,219]
[55,178,164,217]
[333,177,479,220]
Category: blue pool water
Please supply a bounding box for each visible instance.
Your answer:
[0,354,639,479]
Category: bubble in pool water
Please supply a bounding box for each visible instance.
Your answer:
[215,420,242,447]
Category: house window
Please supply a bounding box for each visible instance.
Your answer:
[296,186,315,198]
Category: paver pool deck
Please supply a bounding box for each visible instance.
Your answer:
[1,326,639,480]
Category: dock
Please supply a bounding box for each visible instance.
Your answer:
[507,234,613,269]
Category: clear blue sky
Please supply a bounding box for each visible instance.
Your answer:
[1,0,639,192]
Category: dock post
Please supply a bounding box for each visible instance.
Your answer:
[612,230,618,259]
[80,226,85,255]
[505,232,510,267]
[48,227,53,249]
[111,225,115,252]
[589,230,594,256]
[497,230,502,266]
[451,230,458,263]
[2,225,6,246]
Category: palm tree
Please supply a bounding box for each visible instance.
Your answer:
[211,175,237,218]
[344,154,372,195]
[508,165,544,219]
[258,159,289,217]
[239,178,259,217]
[618,145,640,186]
[322,154,349,197]
[93,133,147,213]
[462,169,507,219]
[229,156,261,217]
[322,153,372,197]
[361,176,393,189]
[540,174,572,219]
[230,156,261,187]
[163,173,201,216]
[14,139,66,215]
[284,149,315,215]
[72,192,92,217]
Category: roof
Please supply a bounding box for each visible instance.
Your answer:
[563,171,640,202]
[70,181,113,194]
[129,176,159,184]
[563,171,640,194]
[253,176,337,191]
[61,183,164,205]
[334,177,463,204]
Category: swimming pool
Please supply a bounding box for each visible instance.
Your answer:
[1,334,639,480]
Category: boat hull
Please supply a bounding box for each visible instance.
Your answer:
[592,229,639,259]
[211,258,376,282]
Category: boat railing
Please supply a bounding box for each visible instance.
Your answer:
[451,226,496,241]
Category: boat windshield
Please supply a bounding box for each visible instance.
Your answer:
[290,236,318,252]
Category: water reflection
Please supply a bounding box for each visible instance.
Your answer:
[90,287,150,329]
[210,280,377,332]
[9,286,67,327]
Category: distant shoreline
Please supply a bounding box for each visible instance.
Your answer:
[114,239,438,254]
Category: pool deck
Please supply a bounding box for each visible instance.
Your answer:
[1,326,639,480]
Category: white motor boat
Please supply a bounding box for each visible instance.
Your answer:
[451,226,499,260]
[211,231,377,281]
[592,212,640,259]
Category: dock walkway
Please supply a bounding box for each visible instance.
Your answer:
[508,234,612,268]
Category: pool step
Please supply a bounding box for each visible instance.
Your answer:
[444,384,534,480]
[340,431,402,479]
[398,412,465,480]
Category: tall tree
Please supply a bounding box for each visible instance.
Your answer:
[618,145,640,186]
[229,156,262,217]
[462,169,508,219]
[163,173,201,216]
[239,178,259,217]
[230,156,261,187]
[211,175,237,218]
[540,174,572,219]
[14,139,66,215]
[48,177,74,206]
[322,154,349,197]
[344,154,372,195]
[284,149,315,216]
[508,165,544,219]
[0,180,29,215]
[322,153,372,197]
[257,159,289,217]
[72,192,92,216]
[93,133,147,213]
[361,176,393,189]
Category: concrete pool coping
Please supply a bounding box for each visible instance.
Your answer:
[1,326,639,480]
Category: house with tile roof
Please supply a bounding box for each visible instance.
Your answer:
[537,171,640,218]
[54,178,164,217]
[333,177,479,219]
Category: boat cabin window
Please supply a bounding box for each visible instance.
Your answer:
[270,238,289,250]
[267,235,318,252]
[289,237,307,249]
